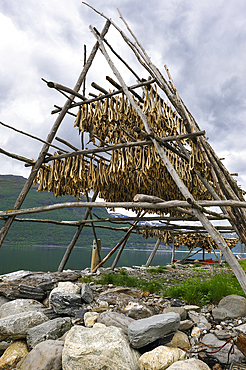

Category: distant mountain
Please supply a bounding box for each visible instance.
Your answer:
[0,175,157,249]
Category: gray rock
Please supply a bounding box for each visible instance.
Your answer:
[119,301,153,319]
[49,281,81,298]
[81,283,93,303]
[49,292,82,316]
[212,307,228,321]
[214,294,246,319]
[0,298,45,319]
[41,307,60,320]
[16,339,63,370]
[97,311,135,335]
[62,325,140,370]
[214,329,237,340]
[0,311,49,341]
[73,308,87,325]
[37,281,57,292]
[18,284,46,300]
[163,307,187,320]
[202,333,243,364]
[179,319,194,331]
[27,317,72,349]
[234,322,246,335]
[128,312,180,348]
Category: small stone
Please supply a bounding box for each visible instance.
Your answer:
[165,330,190,349]
[15,339,64,370]
[49,282,80,302]
[0,342,11,356]
[183,305,201,312]
[121,301,153,319]
[84,312,99,327]
[0,340,28,369]
[139,345,186,370]
[26,317,72,349]
[163,307,187,321]
[167,358,211,369]
[98,301,108,307]
[49,292,82,316]
[73,308,87,326]
[93,322,105,328]
[191,326,202,339]
[179,319,194,331]
[233,322,246,335]
[81,283,93,304]
[188,310,199,323]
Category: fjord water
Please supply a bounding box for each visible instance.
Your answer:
[0,244,173,274]
[0,243,221,275]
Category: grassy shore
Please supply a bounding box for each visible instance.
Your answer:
[81,260,246,306]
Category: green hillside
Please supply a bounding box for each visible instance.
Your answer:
[0,175,153,249]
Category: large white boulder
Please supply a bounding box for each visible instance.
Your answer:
[62,325,140,370]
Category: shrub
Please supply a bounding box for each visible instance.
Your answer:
[163,273,245,306]
[96,272,162,294]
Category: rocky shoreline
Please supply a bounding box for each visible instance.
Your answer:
[0,265,246,369]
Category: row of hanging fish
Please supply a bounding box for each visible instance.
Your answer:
[35,83,214,216]
[74,86,186,142]
[35,146,212,218]
[141,229,238,251]
[74,84,210,175]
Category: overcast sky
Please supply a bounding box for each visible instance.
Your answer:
[1,0,246,195]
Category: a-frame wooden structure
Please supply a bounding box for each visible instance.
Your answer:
[1,4,246,293]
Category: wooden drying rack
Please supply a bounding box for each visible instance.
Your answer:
[1,4,246,291]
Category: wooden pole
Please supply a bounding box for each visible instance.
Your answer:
[111,238,128,270]
[51,78,156,114]
[111,212,143,270]
[91,238,101,272]
[57,191,99,272]
[91,220,138,273]
[171,242,175,265]
[90,26,246,294]
[146,238,161,267]
[3,199,246,219]
[0,20,111,248]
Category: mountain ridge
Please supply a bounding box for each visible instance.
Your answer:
[0,174,154,249]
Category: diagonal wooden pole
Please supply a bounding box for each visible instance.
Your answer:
[90,26,246,294]
[145,238,161,267]
[0,20,111,248]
